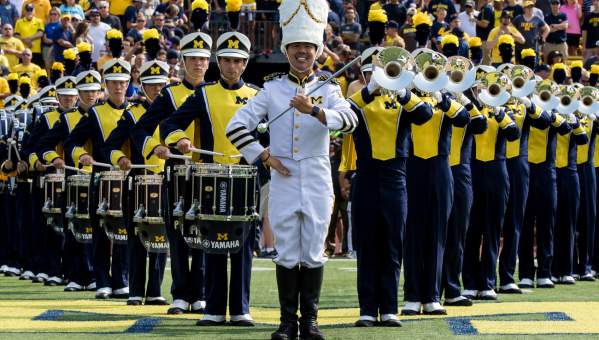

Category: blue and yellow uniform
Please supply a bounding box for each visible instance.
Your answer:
[462,104,520,295]
[36,105,94,288]
[498,102,551,289]
[64,99,131,293]
[403,91,468,312]
[577,116,598,278]
[347,87,432,321]
[519,112,571,284]
[442,95,488,302]
[160,77,258,322]
[552,115,587,279]
[129,78,205,312]
[104,99,167,303]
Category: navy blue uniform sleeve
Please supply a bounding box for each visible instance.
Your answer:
[525,104,552,130]
[465,103,488,135]
[496,109,520,142]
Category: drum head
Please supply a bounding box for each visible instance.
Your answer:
[68,220,93,243]
[136,223,169,253]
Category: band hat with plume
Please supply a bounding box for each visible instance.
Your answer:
[216,31,251,59]
[360,46,383,72]
[279,0,329,56]
[521,48,536,58]
[52,62,65,72]
[103,59,132,81]
[140,60,170,84]
[192,0,209,11]
[75,70,102,91]
[76,42,92,53]
[180,32,213,57]
[18,76,31,85]
[468,36,482,47]
[106,29,123,40]
[63,48,78,60]
[55,76,78,96]
[441,34,459,47]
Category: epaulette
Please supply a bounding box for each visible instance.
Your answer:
[198,81,217,88]
[64,107,78,114]
[263,72,286,82]
[165,81,182,88]
[318,74,340,86]
[246,83,261,91]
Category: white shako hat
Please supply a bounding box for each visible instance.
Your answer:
[139,60,170,84]
[279,0,329,57]
[216,31,251,59]
[76,70,102,91]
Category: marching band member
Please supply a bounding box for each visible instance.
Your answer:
[462,72,519,301]
[498,71,551,294]
[443,75,488,306]
[519,81,572,289]
[103,60,169,306]
[129,31,212,314]
[64,60,132,299]
[226,0,357,337]
[35,72,102,291]
[160,32,258,326]
[24,78,78,286]
[402,50,469,316]
[348,47,432,326]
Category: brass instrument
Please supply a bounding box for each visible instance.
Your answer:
[578,86,599,117]
[444,56,476,93]
[372,46,416,99]
[508,65,536,98]
[532,80,560,112]
[478,71,512,107]
[411,48,448,93]
[556,85,580,115]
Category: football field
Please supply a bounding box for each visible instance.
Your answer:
[1,258,599,339]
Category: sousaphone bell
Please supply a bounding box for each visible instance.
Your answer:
[533,80,560,112]
[411,48,449,93]
[478,71,512,107]
[578,86,599,117]
[444,56,476,93]
[556,84,580,115]
[372,47,416,99]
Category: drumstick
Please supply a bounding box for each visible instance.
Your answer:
[129,164,159,169]
[92,161,114,169]
[63,165,91,174]
[10,142,21,161]
[228,154,243,158]
[189,147,224,156]
[168,154,192,161]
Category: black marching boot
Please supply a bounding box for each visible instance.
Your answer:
[272,265,300,340]
[299,266,325,340]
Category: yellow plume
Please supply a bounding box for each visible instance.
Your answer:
[225,0,242,12]
[192,0,209,11]
[441,34,459,47]
[106,29,123,40]
[368,9,388,23]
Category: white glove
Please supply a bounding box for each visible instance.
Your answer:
[432,91,443,103]
[395,88,407,101]
[518,96,532,108]
[587,112,597,121]
[366,76,380,95]
[459,93,471,106]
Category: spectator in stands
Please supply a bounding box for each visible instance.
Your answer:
[582,0,599,60]
[110,0,132,25]
[0,0,20,28]
[458,0,477,38]
[431,7,449,51]
[14,3,45,67]
[512,1,548,62]
[88,9,110,64]
[384,20,406,47]
[0,24,25,68]
[21,0,51,24]
[74,20,92,44]
[476,0,495,63]
[428,0,456,18]
[535,0,551,18]
[127,12,147,42]
[99,1,121,30]
[11,48,41,79]
[52,14,74,62]
[339,6,361,49]
[151,12,172,40]
[42,7,61,70]
[383,0,406,26]
[488,10,525,65]
[583,41,599,69]
[504,0,523,19]
[493,0,504,27]
[59,0,84,21]
[400,7,418,51]
[562,0,583,56]
[546,49,564,65]
[544,0,568,61]
[124,0,145,30]
[154,0,184,27]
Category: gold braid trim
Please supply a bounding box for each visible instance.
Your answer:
[281,0,323,27]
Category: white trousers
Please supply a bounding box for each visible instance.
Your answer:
[268,156,334,269]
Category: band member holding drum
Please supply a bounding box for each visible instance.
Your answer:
[36,71,103,291]
[347,47,432,327]
[64,60,132,299]
[25,78,79,286]
[130,31,211,315]
[160,31,258,326]
[103,60,170,306]
[226,0,357,337]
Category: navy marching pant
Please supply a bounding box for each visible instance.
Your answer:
[0,189,7,266]
[576,163,595,276]
[405,156,453,303]
[164,171,205,303]
[204,225,254,316]
[4,187,20,269]
[463,160,509,291]
[499,156,529,285]
[520,163,557,280]
[442,163,473,299]
[30,183,49,275]
[593,167,599,272]
[553,168,580,277]
[16,183,32,272]
[128,234,166,298]
[353,158,406,317]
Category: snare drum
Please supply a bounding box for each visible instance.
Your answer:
[172,164,192,220]
[42,173,66,235]
[65,174,91,220]
[97,170,128,217]
[134,174,163,224]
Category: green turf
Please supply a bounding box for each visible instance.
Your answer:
[2,258,599,339]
